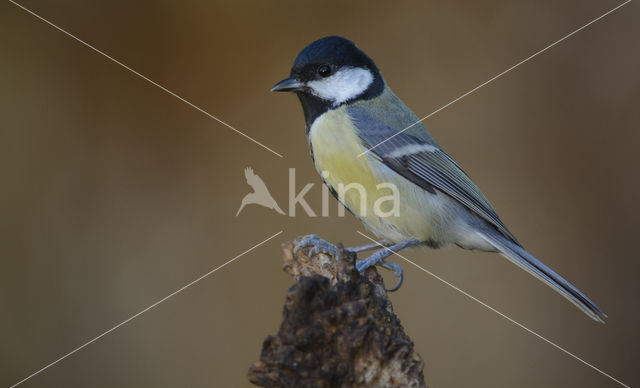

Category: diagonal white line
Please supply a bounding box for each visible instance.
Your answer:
[359,0,632,157]
[8,0,284,158]
[9,230,283,388]
[356,231,630,388]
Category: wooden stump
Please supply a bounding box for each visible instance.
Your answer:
[248,237,426,388]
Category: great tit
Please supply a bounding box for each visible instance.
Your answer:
[271,36,606,322]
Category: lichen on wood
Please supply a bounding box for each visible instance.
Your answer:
[248,237,426,387]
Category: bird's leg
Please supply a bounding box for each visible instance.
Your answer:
[294,235,392,258]
[355,239,421,291]
[355,239,421,271]
[347,240,393,254]
[295,235,413,290]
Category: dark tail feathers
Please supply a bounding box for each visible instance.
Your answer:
[478,230,606,323]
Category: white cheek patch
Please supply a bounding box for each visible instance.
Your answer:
[306,67,374,106]
[386,144,439,158]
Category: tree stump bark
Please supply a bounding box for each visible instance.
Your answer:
[248,237,426,387]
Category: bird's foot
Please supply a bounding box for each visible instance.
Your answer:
[379,260,404,292]
[295,235,392,257]
[355,248,404,291]
[295,235,413,291]
[355,238,420,292]
[294,234,338,257]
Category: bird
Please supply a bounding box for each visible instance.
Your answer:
[236,167,285,216]
[270,36,606,322]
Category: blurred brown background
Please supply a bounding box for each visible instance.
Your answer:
[1,0,639,387]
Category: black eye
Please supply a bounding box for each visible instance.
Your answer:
[317,65,331,77]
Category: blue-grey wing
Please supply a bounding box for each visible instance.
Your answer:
[348,106,518,243]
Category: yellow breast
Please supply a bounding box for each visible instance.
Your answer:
[309,108,430,241]
[308,107,449,243]
[309,107,378,207]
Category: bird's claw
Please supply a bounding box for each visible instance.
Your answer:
[355,248,404,292]
[379,260,404,292]
[294,234,338,257]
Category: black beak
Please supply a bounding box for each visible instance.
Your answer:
[271,77,303,92]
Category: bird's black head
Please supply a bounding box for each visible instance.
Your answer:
[271,36,385,128]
